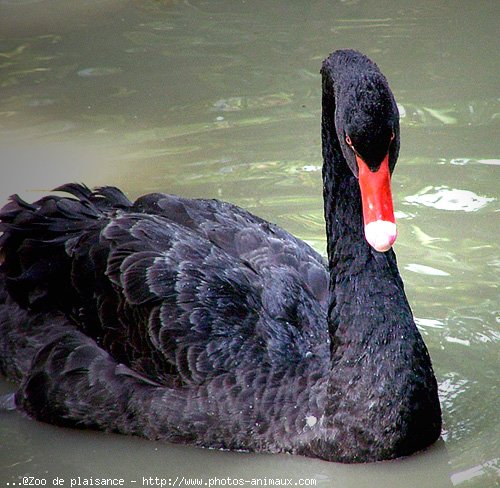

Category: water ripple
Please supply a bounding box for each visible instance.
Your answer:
[406,263,450,276]
[405,186,495,212]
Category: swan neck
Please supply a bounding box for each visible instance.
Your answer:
[321,69,403,339]
[321,70,366,272]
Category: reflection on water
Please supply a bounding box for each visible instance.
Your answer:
[406,263,450,276]
[398,98,500,127]
[0,0,499,487]
[405,186,495,212]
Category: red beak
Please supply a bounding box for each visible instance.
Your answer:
[356,152,397,252]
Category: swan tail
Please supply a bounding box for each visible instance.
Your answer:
[0,184,131,312]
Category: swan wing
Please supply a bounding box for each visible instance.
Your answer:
[0,185,329,388]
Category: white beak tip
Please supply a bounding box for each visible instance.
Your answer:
[364,220,397,252]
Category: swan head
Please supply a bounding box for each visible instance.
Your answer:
[329,50,400,253]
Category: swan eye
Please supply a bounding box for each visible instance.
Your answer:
[345,135,353,147]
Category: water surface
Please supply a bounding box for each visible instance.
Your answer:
[0,1,498,487]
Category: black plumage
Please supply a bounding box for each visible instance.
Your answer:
[0,50,441,463]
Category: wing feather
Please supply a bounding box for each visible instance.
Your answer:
[1,185,329,390]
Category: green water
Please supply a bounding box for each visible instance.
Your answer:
[0,1,498,487]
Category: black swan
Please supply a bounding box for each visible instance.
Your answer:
[0,50,441,463]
